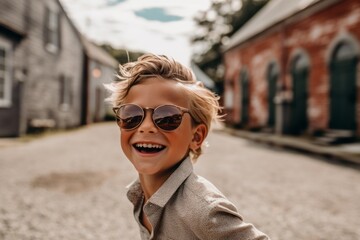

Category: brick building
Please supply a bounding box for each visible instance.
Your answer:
[222,0,360,139]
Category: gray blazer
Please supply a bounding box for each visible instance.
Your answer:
[127,157,270,240]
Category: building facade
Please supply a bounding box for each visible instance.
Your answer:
[81,37,118,124]
[0,0,118,137]
[0,0,84,136]
[223,0,360,137]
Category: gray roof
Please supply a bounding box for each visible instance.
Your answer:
[81,36,118,68]
[59,0,118,68]
[223,0,323,51]
[190,62,215,90]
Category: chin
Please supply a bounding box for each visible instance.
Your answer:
[133,164,159,176]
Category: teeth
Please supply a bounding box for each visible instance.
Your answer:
[135,143,163,149]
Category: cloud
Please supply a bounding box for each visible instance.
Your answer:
[60,0,211,65]
[105,0,127,6]
[135,7,183,22]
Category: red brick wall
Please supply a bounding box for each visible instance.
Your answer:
[224,31,283,128]
[224,0,360,135]
[285,0,360,133]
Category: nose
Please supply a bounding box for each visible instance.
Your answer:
[138,111,158,133]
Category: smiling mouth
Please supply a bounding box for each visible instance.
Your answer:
[133,143,166,154]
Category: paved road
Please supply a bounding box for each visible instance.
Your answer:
[0,122,359,240]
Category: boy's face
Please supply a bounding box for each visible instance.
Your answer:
[119,77,198,177]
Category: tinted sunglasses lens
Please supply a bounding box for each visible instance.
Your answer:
[153,105,183,131]
[118,105,144,129]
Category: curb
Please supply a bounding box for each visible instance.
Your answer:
[216,127,360,165]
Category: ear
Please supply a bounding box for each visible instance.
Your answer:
[190,124,207,152]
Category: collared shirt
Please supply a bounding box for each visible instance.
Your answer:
[127,157,270,240]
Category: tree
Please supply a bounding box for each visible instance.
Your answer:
[191,0,269,89]
[100,44,145,65]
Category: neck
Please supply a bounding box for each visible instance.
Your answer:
[139,174,168,202]
[139,160,183,202]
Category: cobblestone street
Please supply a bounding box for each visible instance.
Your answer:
[0,122,359,240]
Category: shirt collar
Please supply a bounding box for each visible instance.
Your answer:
[126,157,193,208]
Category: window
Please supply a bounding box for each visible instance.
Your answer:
[329,41,357,130]
[59,75,72,110]
[224,84,234,108]
[335,42,355,61]
[266,62,279,127]
[240,68,249,124]
[44,7,61,53]
[0,38,12,107]
[290,52,310,134]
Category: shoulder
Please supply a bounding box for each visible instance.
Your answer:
[168,174,270,239]
[170,172,234,210]
[182,173,235,207]
[171,173,242,225]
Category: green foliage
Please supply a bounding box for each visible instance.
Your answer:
[228,0,270,39]
[100,44,145,64]
[191,0,269,85]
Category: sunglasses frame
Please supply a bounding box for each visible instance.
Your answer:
[112,104,191,131]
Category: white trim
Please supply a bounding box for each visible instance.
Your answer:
[289,48,311,71]
[0,36,13,108]
[325,31,360,65]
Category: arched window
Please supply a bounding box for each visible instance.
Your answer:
[335,43,354,60]
[290,53,309,134]
[239,68,249,125]
[266,62,279,128]
[329,41,358,130]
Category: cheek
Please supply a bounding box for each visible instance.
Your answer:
[120,130,132,150]
[172,127,194,148]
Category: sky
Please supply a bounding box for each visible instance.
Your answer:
[60,0,212,66]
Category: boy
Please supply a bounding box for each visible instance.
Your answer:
[106,54,270,239]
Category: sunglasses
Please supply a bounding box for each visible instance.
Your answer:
[113,104,191,131]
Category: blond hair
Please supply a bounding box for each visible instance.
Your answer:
[105,53,222,161]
